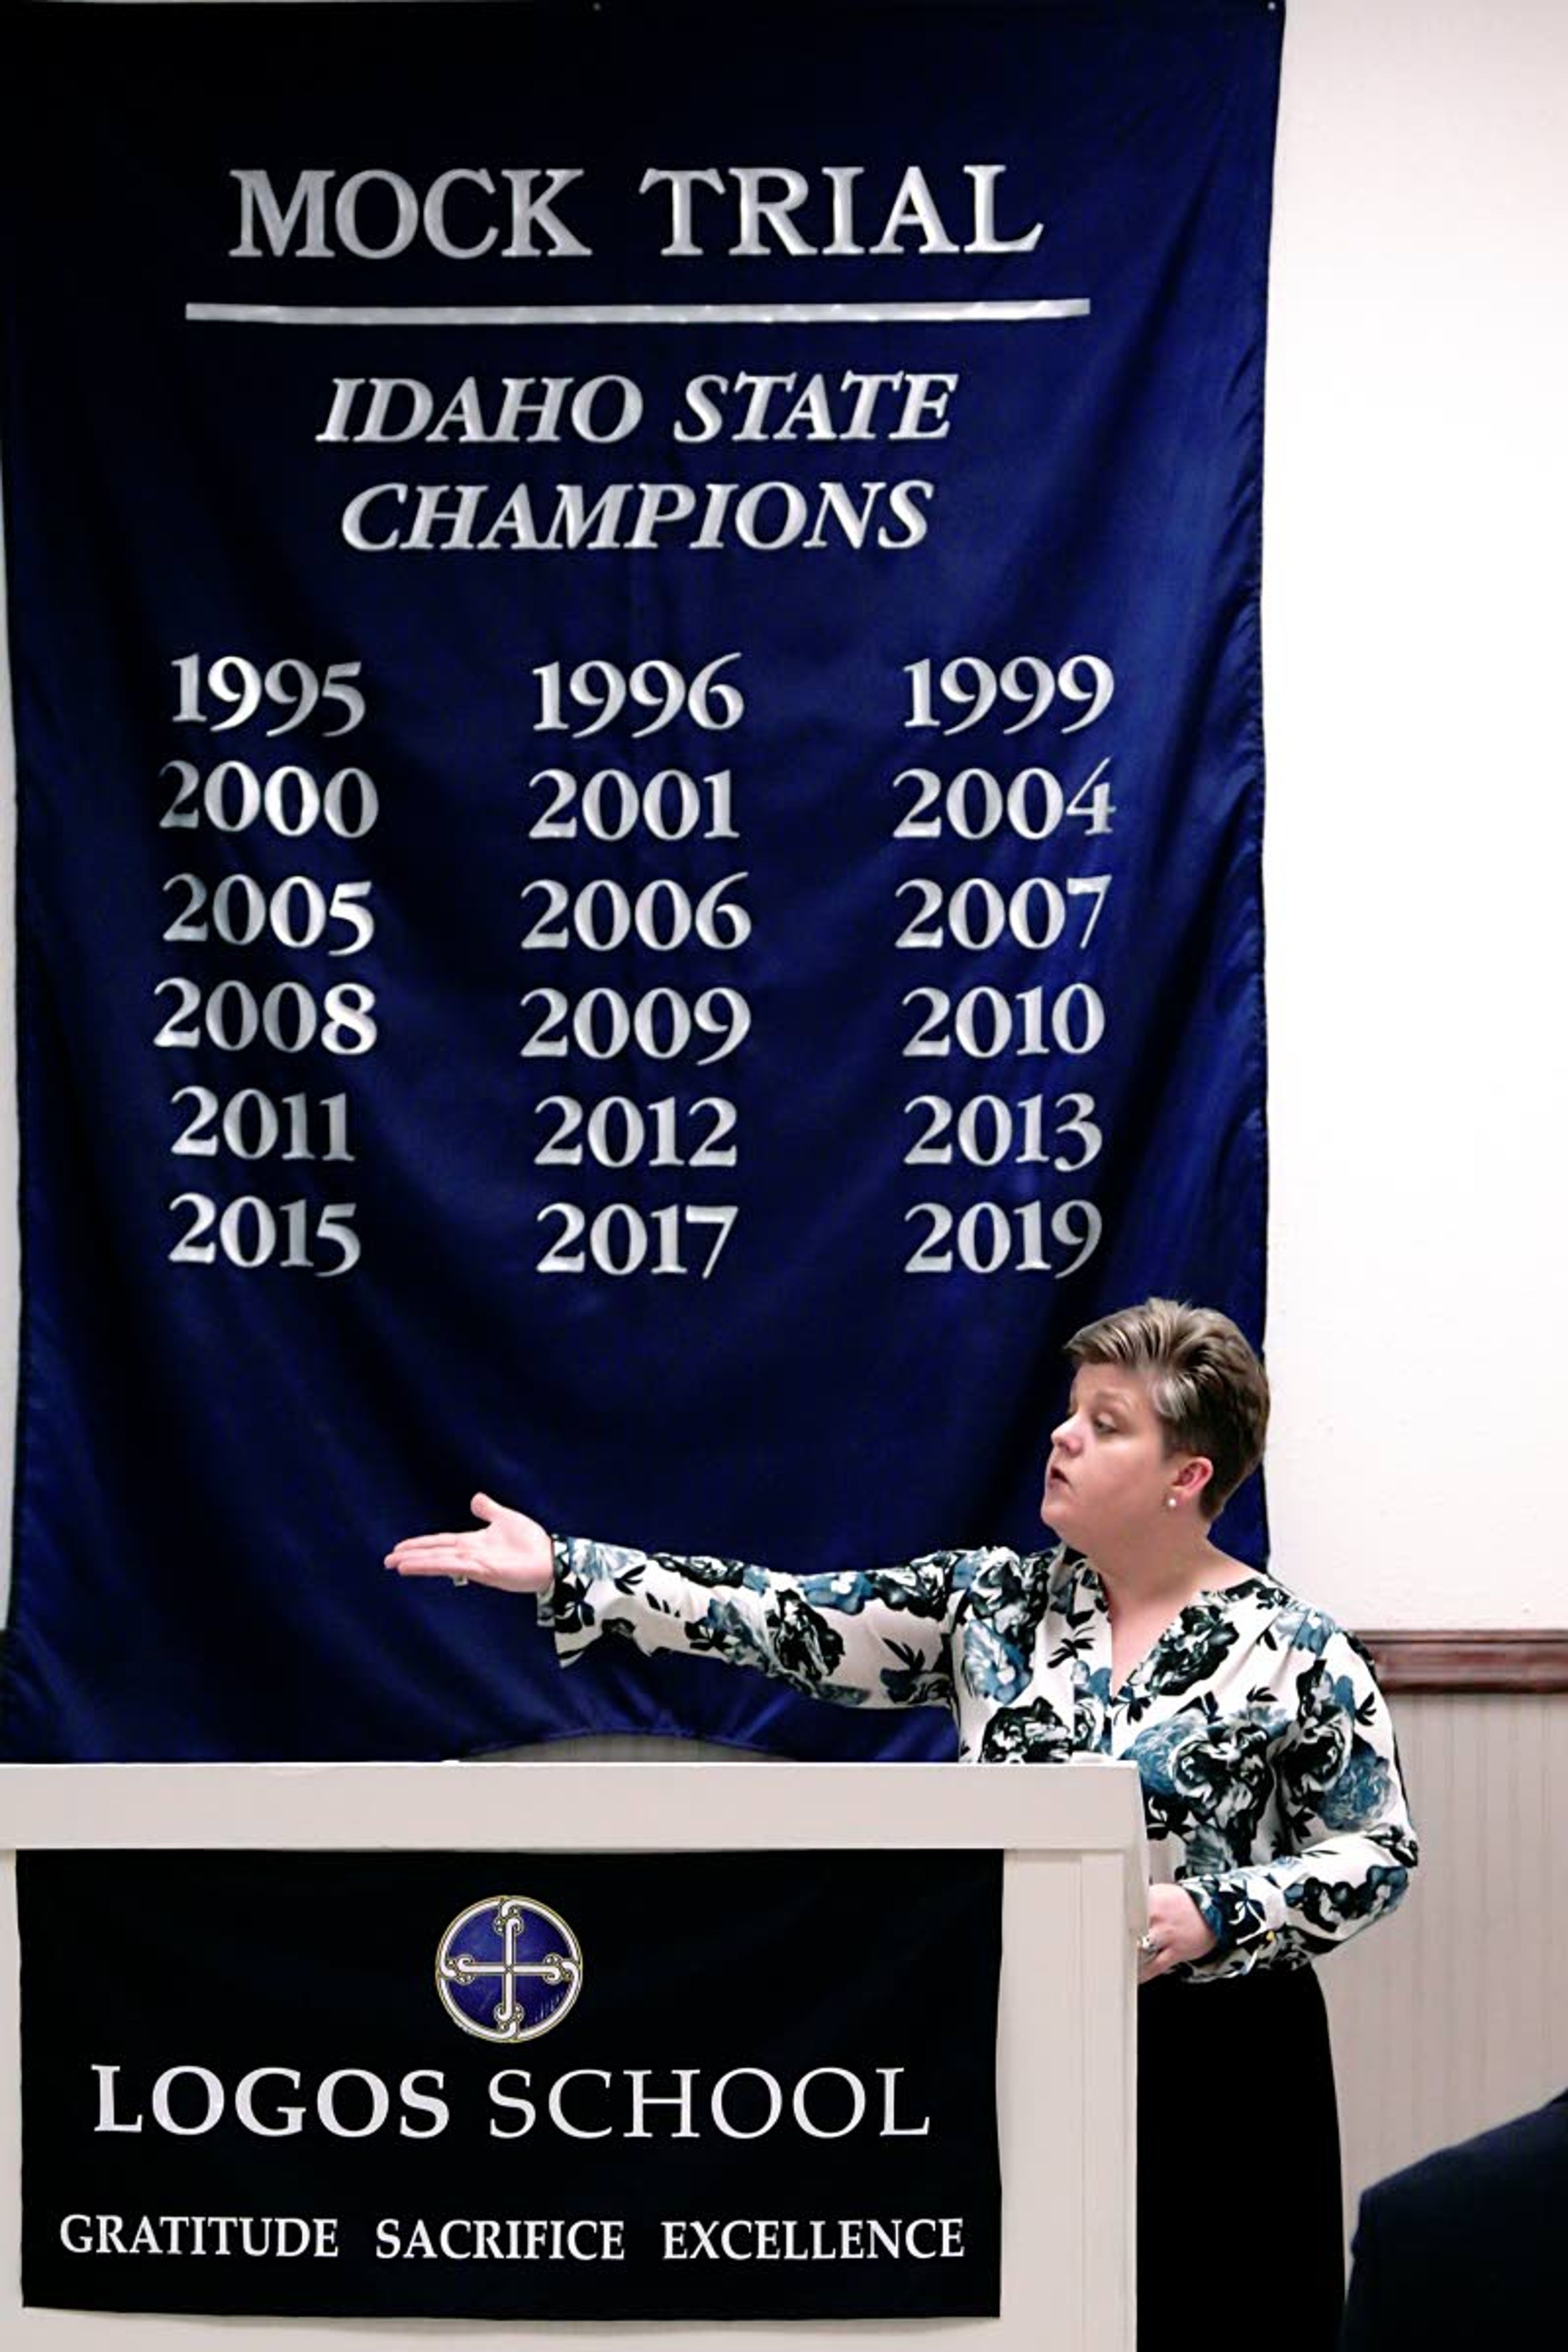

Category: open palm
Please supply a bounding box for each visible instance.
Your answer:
[384,1493,552,1591]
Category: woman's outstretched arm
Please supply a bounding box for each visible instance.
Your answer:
[387,1498,961,1711]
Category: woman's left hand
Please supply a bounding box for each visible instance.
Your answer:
[1137,1883,1218,1982]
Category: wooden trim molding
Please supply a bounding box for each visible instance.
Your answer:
[1356,1630,1568,1694]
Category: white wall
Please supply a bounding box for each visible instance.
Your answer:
[1,0,1565,1630]
[1263,0,1568,1627]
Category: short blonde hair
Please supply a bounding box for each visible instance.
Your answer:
[1065,1298,1269,1521]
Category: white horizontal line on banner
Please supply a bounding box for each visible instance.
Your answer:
[183,298,1092,327]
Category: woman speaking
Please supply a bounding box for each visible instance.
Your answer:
[387,1299,1418,2349]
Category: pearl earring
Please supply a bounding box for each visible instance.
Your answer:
[1165,1496,1178,1510]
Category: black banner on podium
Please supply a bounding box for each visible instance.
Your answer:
[20,1847,1002,2319]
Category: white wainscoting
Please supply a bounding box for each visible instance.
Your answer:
[1321,1690,1568,2241]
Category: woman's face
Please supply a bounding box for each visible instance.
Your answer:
[1041,1363,1197,1548]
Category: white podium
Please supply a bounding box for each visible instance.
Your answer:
[0,1760,1145,2351]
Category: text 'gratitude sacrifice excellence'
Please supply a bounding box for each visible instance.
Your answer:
[192,159,1090,555]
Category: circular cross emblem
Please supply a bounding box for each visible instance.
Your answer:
[435,1896,584,2044]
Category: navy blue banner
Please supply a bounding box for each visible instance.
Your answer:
[0,2,1282,1760]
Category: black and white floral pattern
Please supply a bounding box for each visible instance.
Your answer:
[543,1539,1418,1982]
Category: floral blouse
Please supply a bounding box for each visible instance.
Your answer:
[542,1537,1419,1984]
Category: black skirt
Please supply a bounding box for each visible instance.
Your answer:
[1138,1964,1343,2352]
